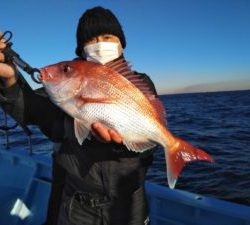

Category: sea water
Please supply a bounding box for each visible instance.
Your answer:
[147,90,250,205]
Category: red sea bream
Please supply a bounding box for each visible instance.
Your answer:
[39,59,213,189]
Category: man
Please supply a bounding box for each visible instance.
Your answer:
[0,6,158,225]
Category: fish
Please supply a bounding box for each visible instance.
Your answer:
[39,59,213,189]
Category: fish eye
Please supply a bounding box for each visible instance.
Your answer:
[63,65,71,73]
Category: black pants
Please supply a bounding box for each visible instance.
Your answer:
[43,153,66,225]
[44,150,153,225]
[57,186,149,225]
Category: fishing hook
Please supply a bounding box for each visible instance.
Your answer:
[0,31,41,84]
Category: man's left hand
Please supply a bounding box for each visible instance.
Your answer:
[91,122,123,144]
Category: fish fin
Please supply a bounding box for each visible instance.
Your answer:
[166,137,214,189]
[123,140,157,152]
[106,58,132,73]
[106,59,167,124]
[74,119,90,145]
[106,59,156,99]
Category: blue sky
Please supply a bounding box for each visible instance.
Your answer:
[1,0,250,94]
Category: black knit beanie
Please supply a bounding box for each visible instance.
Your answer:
[75,6,126,57]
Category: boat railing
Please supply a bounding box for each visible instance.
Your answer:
[0,108,33,154]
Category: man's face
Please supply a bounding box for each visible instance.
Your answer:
[84,34,123,55]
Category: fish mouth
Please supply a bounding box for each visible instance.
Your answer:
[39,67,54,82]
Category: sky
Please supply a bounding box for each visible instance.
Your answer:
[1,0,250,94]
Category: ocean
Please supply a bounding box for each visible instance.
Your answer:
[147,90,250,206]
[0,90,249,206]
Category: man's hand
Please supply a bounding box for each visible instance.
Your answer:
[91,122,123,144]
[0,32,17,87]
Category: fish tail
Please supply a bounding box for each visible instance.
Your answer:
[164,136,214,189]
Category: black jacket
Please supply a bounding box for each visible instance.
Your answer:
[0,59,158,225]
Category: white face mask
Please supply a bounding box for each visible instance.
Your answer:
[83,42,121,65]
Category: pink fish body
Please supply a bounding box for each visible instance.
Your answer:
[40,59,213,189]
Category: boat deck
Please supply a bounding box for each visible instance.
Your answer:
[0,145,250,225]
